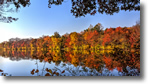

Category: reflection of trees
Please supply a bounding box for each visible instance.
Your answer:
[103,48,140,74]
[0,69,11,76]
[30,63,102,76]
[0,49,140,76]
[30,62,139,76]
[30,60,45,76]
[0,0,140,23]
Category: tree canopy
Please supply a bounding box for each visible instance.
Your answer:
[0,0,30,23]
[0,0,140,23]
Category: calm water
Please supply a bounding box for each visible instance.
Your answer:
[0,50,140,76]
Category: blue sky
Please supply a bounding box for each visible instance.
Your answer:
[0,0,140,43]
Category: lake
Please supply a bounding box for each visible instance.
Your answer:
[0,49,140,76]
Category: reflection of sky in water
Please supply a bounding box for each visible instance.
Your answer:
[0,56,139,76]
[0,56,54,76]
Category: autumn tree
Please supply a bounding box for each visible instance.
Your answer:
[42,36,51,50]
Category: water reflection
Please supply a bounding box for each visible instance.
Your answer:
[0,49,140,76]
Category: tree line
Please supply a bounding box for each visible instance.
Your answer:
[0,23,140,51]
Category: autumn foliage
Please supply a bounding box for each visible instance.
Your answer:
[0,23,140,51]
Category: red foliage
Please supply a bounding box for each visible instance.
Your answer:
[103,56,113,70]
[102,34,111,46]
[65,37,71,47]
[65,52,72,62]
[116,67,122,72]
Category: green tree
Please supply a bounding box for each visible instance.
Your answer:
[54,32,61,38]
